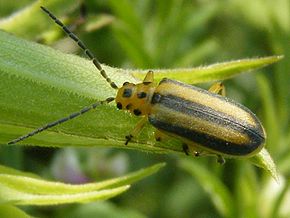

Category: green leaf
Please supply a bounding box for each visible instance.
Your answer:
[250,148,279,181]
[0,205,31,218]
[132,55,283,83]
[0,29,282,175]
[0,183,129,205]
[180,159,235,217]
[0,163,165,205]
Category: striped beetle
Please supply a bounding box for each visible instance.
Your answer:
[8,6,266,163]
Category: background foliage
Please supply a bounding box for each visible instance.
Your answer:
[0,0,289,217]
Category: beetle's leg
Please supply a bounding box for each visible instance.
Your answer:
[142,70,154,83]
[181,143,203,156]
[154,130,170,142]
[194,151,202,157]
[217,155,226,164]
[182,143,190,155]
[125,117,147,145]
[208,82,226,96]
[182,142,204,156]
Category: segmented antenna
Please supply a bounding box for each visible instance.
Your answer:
[40,6,118,89]
[8,97,115,144]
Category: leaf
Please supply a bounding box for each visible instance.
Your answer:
[0,205,31,218]
[0,163,165,205]
[132,56,283,83]
[250,148,279,181]
[0,183,129,205]
[180,159,235,217]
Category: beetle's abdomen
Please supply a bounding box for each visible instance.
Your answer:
[148,79,265,156]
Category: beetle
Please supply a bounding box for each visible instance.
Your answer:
[8,6,266,163]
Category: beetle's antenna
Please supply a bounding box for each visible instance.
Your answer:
[40,6,118,90]
[8,97,115,145]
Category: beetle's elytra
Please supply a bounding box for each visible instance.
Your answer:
[148,78,265,157]
[8,6,266,163]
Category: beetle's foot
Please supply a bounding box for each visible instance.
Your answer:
[155,136,161,142]
[155,130,169,142]
[182,144,189,155]
[125,134,133,145]
[217,155,225,164]
[194,151,201,157]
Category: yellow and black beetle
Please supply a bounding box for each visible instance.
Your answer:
[8,7,266,163]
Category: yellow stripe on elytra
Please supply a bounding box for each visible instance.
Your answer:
[155,82,257,127]
[151,104,251,145]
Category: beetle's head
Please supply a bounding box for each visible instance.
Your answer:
[115,81,155,116]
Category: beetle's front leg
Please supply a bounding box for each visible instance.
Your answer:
[142,70,154,83]
[217,155,225,164]
[125,117,147,145]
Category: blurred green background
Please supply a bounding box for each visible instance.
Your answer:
[0,0,289,217]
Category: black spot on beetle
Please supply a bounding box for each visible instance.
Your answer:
[123,82,129,86]
[117,102,122,109]
[137,92,147,99]
[126,104,132,109]
[143,81,151,85]
[133,109,142,116]
[123,89,132,98]
[151,93,162,104]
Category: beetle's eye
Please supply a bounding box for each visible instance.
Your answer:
[137,92,147,99]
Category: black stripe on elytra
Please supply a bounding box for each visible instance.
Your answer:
[148,118,263,155]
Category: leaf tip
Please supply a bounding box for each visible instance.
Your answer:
[250,148,279,181]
